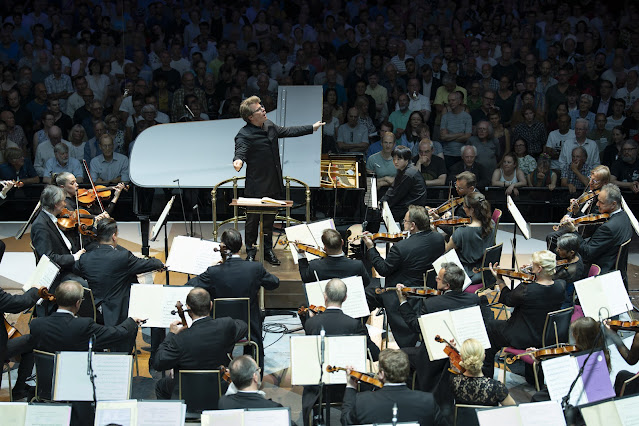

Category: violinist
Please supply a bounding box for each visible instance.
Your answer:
[605,318,639,396]
[296,228,370,286]
[451,338,515,406]
[443,192,496,283]
[553,233,585,308]
[153,288,247,400]
[431,171,479,238]
[341,349,447,426]
[218,355,284,410]
[364,205,445,348]
[482,251,565,380]
[55,171,125,216]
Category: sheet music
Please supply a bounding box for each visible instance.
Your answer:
[609,336,639,385]
[23,254,60,291]
[542,355,585,405]
[94,355,133,400]
[25,404,72,426]
[615,395,639,425]
[506,195,531,239]
[575,271,632,320]
[518,401,566,426]
[476,406,522,425]
[450,306,491,349]
[165,236,221,275]
[290,335,322,385]
[201,409,245,426]
[95,401,136,426]
[581,400,622,426]
[0,402,27,425]
[285,219,335,264]
[622,196,639,237]
[381,202,401,234]
[244,408,291,426]
[325,335,367,385]
[304,276,370,318]
[432,250,471,290]
[137,401,185,426]
[128,284,193,328]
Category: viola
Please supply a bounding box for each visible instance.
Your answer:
[431,217,471,227]
[608,320,639,332]
[375,287,443,297]
[77,184,129,205]
[429,197,464,216]
[293,242,327,258]
[38,287,56,303]
[472,266,535,282]
[434,335,465,374]
[553,213,609,231]
[219,365,231,383]
[297,305,326,316]
[567,190,600,215]
[214,243,231,263]
[171,301,189,327]
[57,207,96,236]
[326,365,383,388]
[505,345,579,364]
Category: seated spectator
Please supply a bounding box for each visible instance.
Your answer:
[561,146,592,194]
[0,121,19,164]
[337,107,369,154]
[545,114,575,172]
[32,110,55,154]
[588,113,614,157]
[0,147,39,184]
[178,95,209,121]
[449,145,491,189]
[412,139,447,186]
[559,118,600,170]
[389,93,413,139]
[86,59,110,103]
[84,121,107,164]
[411,124,444,158]
[488,108,511,156]
[89,134,129,184]
[171,71,206,122]
[606,98,626,131]
[511,106,547,157]
[470,89,496,125]
[398,111,425,152]
[366,121,394,158]
[467,120,500,173]
[512,138,537,176]
[622,101,639,138]
[49,99,73,139]
[527,154,557,191]
[34,126,67,176]
[321,102,339,154]
[603,126,628,167]
[367,132,397,197]
[511,91,546,128]
[569,94,596,131]
[0,110,28,152]
[547,102,570,133]
[67,124,87,163]
[43,143,83,184]
[325,88,344,124]
[399,78,431,122]
[491,152,527,197]
[26,83,48,123]
[355,96,376,139]
[610,140,639,194]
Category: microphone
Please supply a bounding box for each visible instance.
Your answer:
[87,335,93,376]
[392,403,398,426]
[320,326,326,367]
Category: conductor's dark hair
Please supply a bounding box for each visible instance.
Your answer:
[229,355,259,390]
[221,228,243,253]
[186,288,211,317]
[55,280,84,307]
[96,218,118,243]
[391,145,412,161]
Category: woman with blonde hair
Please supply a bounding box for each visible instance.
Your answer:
[451,338,516,406]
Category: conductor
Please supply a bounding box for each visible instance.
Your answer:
[233,96,324,264]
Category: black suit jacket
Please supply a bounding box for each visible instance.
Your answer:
[186,257,279,347]
[0,287,39,363]
[381,165,428,219]
[298,255,370,286]
[305,308,380,361]
[579,210,633,274]
[74,244,164,326]
[31,210,77,272]
[153,316,247,372]
[218,392,283,409]
[447,161,490,189]
[341,384,446,426]
[29,312,138,352]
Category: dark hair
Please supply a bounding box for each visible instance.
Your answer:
[321,229,342,252]
[407,205,430,231]
[221,229,243,253]
[464,192,494,238]
[379,349,410,383]
[391,145,412,161]
[96,218,118,243]
[186,288,211,316]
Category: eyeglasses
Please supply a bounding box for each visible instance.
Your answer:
[250,104,264,115]
[402,219,413,224]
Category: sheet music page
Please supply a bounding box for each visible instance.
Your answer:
[575,271,631,319]
[432,250,471,290]
[137,401,185,426]
[507,195,531,239]
[128,285,193,328]
[580,400,622,426]
[417,310,455,361]
[0,402,27,425]
[615,395,639,426]
[151,196,174,241]
[542,355,585,406]
[290,335,322,385]
[602,271,634,317]
[95,401,137,426]
[609,336,639,385]
[166,236,221,275]
[24,254,60,291]
[476,406,522,426]
[304,276,370,318]
[622,196,639,237]
[371,177,377,209]
[201,409,245,426]
[25,404,72,426]
[325,335,367,385]
[576,351,615,405]
[94,354,133,401]
[518,401,566,426]
[286,219,334,264]
[303,281,324,308]
[244,408,291,426]
[450,306,491,349]
[382,202,401,234]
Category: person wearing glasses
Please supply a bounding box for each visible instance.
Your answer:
[610,140,639,194]
[233,95,324,265]
[412,138,447,186]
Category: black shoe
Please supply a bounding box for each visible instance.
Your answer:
[246,252,256,261]
[12,384,35,401]
[264,250,281,265]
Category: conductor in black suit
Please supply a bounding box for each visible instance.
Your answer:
[233,95,325,264]
[74,218,164,328]
[297,228,370,286]
[30,185,88,293]
[364,205,445,348]
[153,288,248,399]
[186,228,279,371]
[218,355,284,409]
[342,349,447,426]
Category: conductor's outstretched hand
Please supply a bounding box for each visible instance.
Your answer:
[313,121,326,131]
[233,159,244,172]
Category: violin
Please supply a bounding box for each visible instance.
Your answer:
[38,287,56,303]
[431,217,471,227]
[608,320,639,332]
[1,180,24,189]
[429,197,464,216]
[354,232,406,243]
[57,207,96,236]
[375,287,443,297]
[3,315,22,340]
[472,266,535,282]
[434,335,465,374]
[297,305,326,316]
[219,365,231,383]
[553,213,610,231]
[171,301,188,327]
[214,243,231,263]
[326,365,383,388]
[293,242,327,258]
[567,190,600,215]
[77,184,129,205]
[505,345,579,364]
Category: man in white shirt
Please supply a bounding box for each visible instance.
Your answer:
[558,118,600,171]
[616,70,639,114]
[545,114,575,171]
[397,78,430,122]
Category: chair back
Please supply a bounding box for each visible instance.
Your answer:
[30,242,40,265]
[481,243,503,289]
[423,269,436,290]
[213,298,251,341]
[542,307,574,348]
[34,350,55,401]
[178,370,222,413]
[454,404,484,426]
[587,264,601,278]
[615,239,632,289]
[491,209,502,244]
[76,287,97,321]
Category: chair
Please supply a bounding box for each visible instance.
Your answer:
[615,239,632,289]
[491,209,502,244]
[212,298,259,366]
[33,350,55,402]
[76,287,96,321]
[423,269,436,290]
[178,370,222,415]
[454,404,484,426]
[30,242,40,264]
[2,360,12,401]
[479,243,503,291]
[587,264,601,278]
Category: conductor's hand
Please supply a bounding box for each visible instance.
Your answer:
[233,159,244,172]
[169,319,186,334]
[312,121,326,132]
[396,283,407,304]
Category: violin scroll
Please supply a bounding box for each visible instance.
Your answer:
[38,287,56,303]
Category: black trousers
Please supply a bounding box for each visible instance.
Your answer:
[2,335,34,389]
[482,319,510,379]
[245,212,276,251]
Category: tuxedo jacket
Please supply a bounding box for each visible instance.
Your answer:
[29,312,138,353]
[153,316,247,372]
[218,392,283,410]
[298,255,370,286]
[341,384,446,426]
[0,287,39,362]
[578,210,632,274]
[74,244,164,326]
[186,257,279,346]
[31,210,77,272]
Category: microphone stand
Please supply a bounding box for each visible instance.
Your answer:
[315,327,326,426]
[173,178,190,237]
[88,334,97,409]
[193,204,204,239]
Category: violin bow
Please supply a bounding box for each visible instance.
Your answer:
[82,159,106,213]
[74,188,84,250]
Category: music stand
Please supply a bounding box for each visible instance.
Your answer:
[151,196,175,285]
[506,195,531,270]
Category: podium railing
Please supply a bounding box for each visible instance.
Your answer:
[211,176,311,241]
